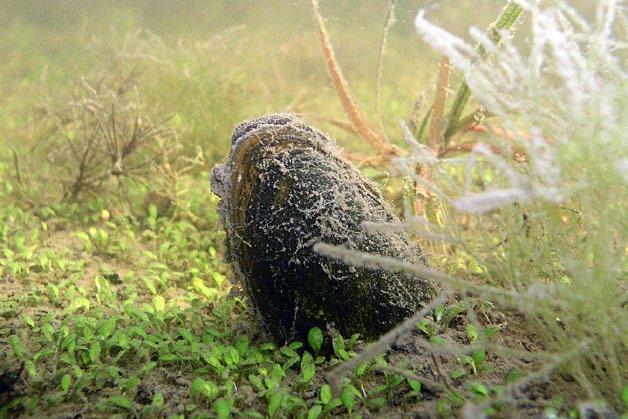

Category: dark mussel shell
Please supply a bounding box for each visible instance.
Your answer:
[211,114,435,344]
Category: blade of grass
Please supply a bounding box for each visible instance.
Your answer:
[427,57,450,152]
[11,148,23,186]
[415,106,432,142]
[415,57,449,215]
[442,2,523,145]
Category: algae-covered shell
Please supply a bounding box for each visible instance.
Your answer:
[211,114,435,344]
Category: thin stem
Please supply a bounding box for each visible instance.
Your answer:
[428,57,450,152]
[376,0,396,135]
[310,0,396,158]
[326,293,450,395]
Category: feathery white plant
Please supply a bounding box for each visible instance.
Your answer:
[416,0,628,212]
[412,0,626,213]
[319,1,626,413]
[404,0,627,410]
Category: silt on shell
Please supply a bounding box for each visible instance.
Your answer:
[211,114,435,344]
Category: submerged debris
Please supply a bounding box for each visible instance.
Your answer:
[211,114,435,343]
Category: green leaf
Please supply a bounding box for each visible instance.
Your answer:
[153,295,165,312]
[152,392,165,407]
[224,347,240,366]
[82,324,94,341]
[9,335,26,358]
[469,382,489,397]
[442,303,466,326]
[462,355,477,374]
[434,304,445,322]
[429,335,447,345]
[270,364,286,382]
[75,231,90,245]
[105,365,120,379]
[301,351,314,367]
[268,392,282,418]
[148,203,158,219]
[337,348,352,361]
[60,373,71,393]
[307,405,322,419]
[214,398,233,419]
[42,323,55,342]
[483,325,500,338]
[235,335,249,355]
[472,349,486,365]
[138,361,157,377]
[212,271,227,286]
[491,2,524,36]
[158,353,180,363]
[109,395,134,411]
[506,369,523,383]
[280,346,299,359]
[288,341,303,350]
[300,362,316,382]
[46,284,60,301]
[388,374,404,388]
[89,340,101,363]
[308,327,324,352]
[179,328,196,342]
[282,356,299,371]
[347,333,360,348]
[416,320,433,337]
[341,385,356,413]
[447,391,466,406]
[22,314,35,328]
[143,276,157,294]
[68,297,91,312]
[191,377,217,400]
[369,397,386,409]
[202,353,222,371]
[465,324,479,342]
[121,376,141,393]
[99,318,116,339]
[320,384,332,404]
[326,398,343,410]
[24,360,37,378]
[356,361,369,377]
[124,304,149,322]
[408,379,421,392]
[451,368,467,380]
[192,277,219,301]
[442,2,522,143]
[332,335,345,355]
[248,374,264,391]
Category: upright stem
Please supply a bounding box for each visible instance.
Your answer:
[310,0,397,158]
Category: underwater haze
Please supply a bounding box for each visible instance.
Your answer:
[0,1,624,418]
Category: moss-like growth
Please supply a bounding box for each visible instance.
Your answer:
[211,114,435,343]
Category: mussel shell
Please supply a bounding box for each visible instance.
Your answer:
[211,114,435,343]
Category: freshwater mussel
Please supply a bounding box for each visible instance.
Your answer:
[211,114,435,344]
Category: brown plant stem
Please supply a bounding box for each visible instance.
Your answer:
[310,0,397,159]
